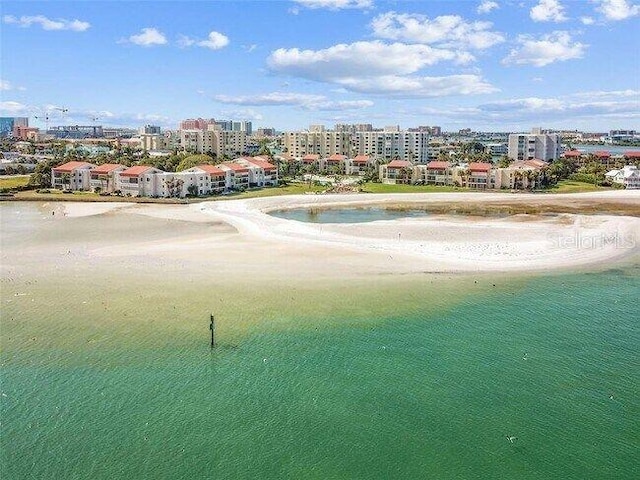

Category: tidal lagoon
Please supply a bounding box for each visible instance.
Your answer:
[1,201,638,479]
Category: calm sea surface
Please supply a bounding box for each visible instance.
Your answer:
[1,204,638,479]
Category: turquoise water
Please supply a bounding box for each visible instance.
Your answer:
[270,207,433,223]
[2,267,638,479]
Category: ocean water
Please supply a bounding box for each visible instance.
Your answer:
[270,207,433,224]
[1,204,638,479]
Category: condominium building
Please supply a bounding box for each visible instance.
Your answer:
[508,128,560,161]
[353,130,430,163]
[283,131,352,158]
[51,161,95,190]
[179,128,247,158]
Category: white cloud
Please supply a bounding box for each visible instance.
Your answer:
[336,75,498,97]
[220,108,264,121]
[571,89,640,98]
[502,31,586,67]
[178,31,229,50]
[268,41,473,82]
[2,14,90,31]
[595,0,640,20]
[0,101,28,114]
[215,92,326,106]
[370,12,505,50]
[213,92,374,111]
[267,41,497,97]
[477,96,640,118]
[302,100,374,111]
[197,31,229,50]
[244,44,258,52]
[477,1,499,14]
[0,79,27,91]
[292,0,373,10]
[581,16,595,24]
[177,35,195,48]
[127,28,167,46]
[530,0,568,22]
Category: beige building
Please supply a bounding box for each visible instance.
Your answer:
[283,131,352,158]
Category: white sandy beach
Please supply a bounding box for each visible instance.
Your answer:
[39,190,639,276]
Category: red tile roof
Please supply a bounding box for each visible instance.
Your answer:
[219,162,249,173]
[594,151,611,157]
[327,154,346,161]
[52,161,95,173]
[387,160,413,168]
[302,154,319,162]
[91,163,124,174]
[195,165,226,176]
[563,150,582,157]
[468,162,492,172]
[244,158,276,170]
[624,151,640,158]
[426,161,451,169]
[352,155,371,164]
[120,165,155,177]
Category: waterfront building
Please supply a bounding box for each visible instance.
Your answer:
[605,165,640,189]
[353,130,430,163]
[346,155,376,176]
[324,154,347,174]
[379,159,414,184]
[465,162,494,189]
[51,161,96,190]
[89,164,126,193]
[116,166,163,197]
[47,125,104,139]
[508,128,560,161]
[425,161,452,186]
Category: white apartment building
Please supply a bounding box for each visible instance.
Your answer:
[605,165,640,189]
[508,128,560,161]
[89,163,126,193]
[116,166,163,197]
[51,161,96,190]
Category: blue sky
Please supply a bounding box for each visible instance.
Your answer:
[1,0,639,132]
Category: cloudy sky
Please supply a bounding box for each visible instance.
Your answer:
[1,0,639,132]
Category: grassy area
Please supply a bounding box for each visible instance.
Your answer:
[547,180,608,193]
[216,182,327,200]
[0,175,30,190]
[359,182,464,194]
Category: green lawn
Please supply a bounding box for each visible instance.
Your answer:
[359,182,464,194]
[546,180,609,193]
[215,183,327,200]
[0,175,30,190]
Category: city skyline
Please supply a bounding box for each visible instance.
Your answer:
[1,0,639,132]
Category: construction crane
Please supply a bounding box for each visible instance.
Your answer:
[34,113,51,131]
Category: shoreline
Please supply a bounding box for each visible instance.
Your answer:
[2,191,638,281]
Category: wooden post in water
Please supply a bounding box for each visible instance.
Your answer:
[210,314,216,348]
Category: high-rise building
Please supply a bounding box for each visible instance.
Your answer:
[283,128,430,163]
[140,125,161,135]
[353,130,430,163]
[179,118,216,131]
[0,117,28,137]
[508,128,561,161]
